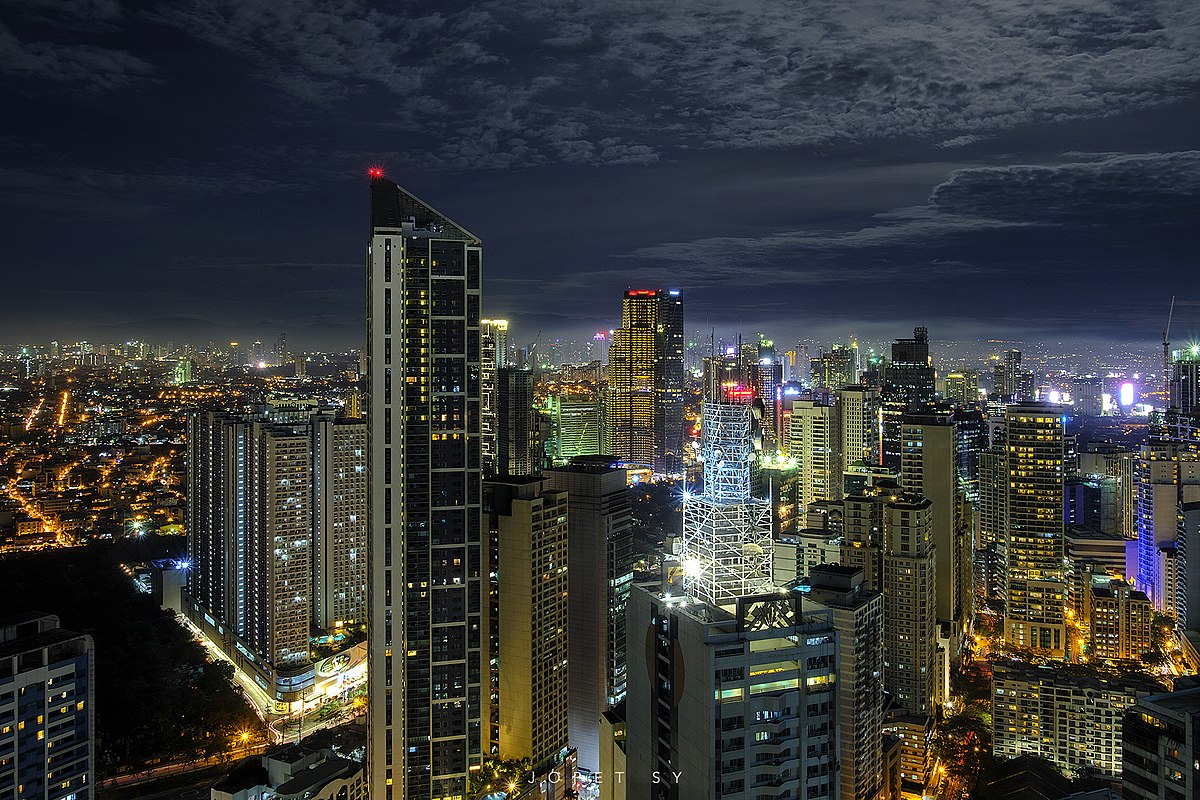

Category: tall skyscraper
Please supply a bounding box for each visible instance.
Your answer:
[544,394,605,464]
[311,411,368,630]
[605,289,683,474]
[1002,403,1068,656]
[482,477,569,773]
[880,327,936,469]
[882,493,938,715]
[1170,345,1200,414]
[787,397,843,512]
[186,408,315,706]
[803,565,885,800]
[495,366,536,475]
[0,614,94,800]
[838,384,880,468]
[943,371,979,406]
[367,176,483,799]
[543,457,634,774]
[901,409,970,656]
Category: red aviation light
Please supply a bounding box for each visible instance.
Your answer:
[627,289,658,297]
[723,385,755,403]
[367,166,385,179]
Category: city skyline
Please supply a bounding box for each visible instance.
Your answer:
[1,2,1198,347]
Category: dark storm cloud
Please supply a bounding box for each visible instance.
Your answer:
[0,0,1198,346]
[140,0,1200,169]
[0,20,153,90]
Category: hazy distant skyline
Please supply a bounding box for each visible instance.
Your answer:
[1,0,1198,348]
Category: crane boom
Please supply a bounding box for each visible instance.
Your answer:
[1164,296,1176,406]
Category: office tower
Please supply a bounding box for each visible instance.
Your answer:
[901,410,970,656]
[496,367,536,475]
[0,614,94,800]
[747,343,783,444]
[274,332,288,367]
[787,397,843,512]
[1170,345,1200,414]
[804,565,885,800]
[605,289,683,474]
[544,394,605,464]
[838,384,880,467]
[992,349,1023,400]
[345,389,363,419]
[759,451,802,538]
[480,318,509,477]
[1072,376,1104,416]
[679,393,773,606]
[1136,450,1200,613]
[943,371,979,406]
[954,407,987,506]
[543,457,634,775]
[840,482,893,588]
[229,341,241,366]
[311,411,368,630]
[1083,576,1153,660]
[186,409,314,705]
[1122,686,1200,800]
[992,661,1162,777]
[483,478,569,773]
[880,327,936,470]
[626,588,840,800]
[1002,403,1068,656]
[882,493,938,715]
[810,342,857,390]
[367,176,483,799]
[702,350,742,402]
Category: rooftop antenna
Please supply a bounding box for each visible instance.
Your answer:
[1164,296,1176,407]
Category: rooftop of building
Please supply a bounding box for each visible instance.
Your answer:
[1140,686,1200,715]
[985,755,1073,800]
[992,660,1166,693]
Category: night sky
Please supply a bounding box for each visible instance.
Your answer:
[2,0,1198,349]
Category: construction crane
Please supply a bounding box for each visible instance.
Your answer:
[1164,296,1176,405]
[524,330,542,368]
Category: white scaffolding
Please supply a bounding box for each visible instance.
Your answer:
[680,400,774,607]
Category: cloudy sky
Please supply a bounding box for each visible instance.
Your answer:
[1,0,1198,349]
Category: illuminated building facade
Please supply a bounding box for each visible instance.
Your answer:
[1170,346,1200,414]
[367,176,483,799]
[787,397,842,513]
[1002,403,1068,656]
[944,371,979,406]
[311,412,368,630]
[838,384,880,468]
[1084,576,1153,661]
[483,478,570,773]
[992,660,1162,777]
[186,409,315,704]
[605,289,684,474]
[810,341,858,390]
[543,457,633,774]
[0,613,94,800]
[679,395,773,607]
[544,394,605,464]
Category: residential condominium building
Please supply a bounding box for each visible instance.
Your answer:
[366,175,484,799]
[992,660,1164,777]
[787,397,843,512]
[483,477,570,774]
[185,408,316,706]
[311,411,368,630]
[543,457,634,775]
[1002,403,1068,657]
[0,613,94,800]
